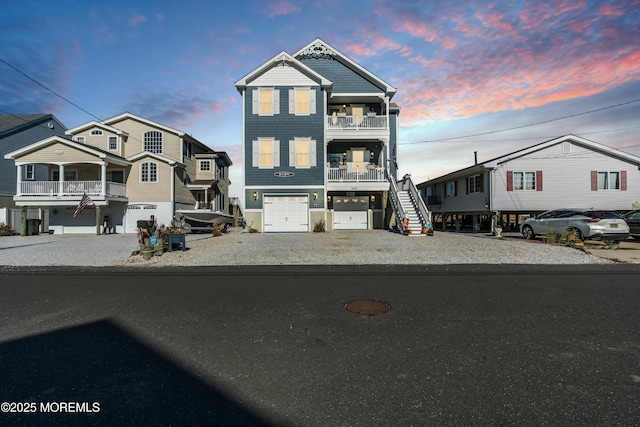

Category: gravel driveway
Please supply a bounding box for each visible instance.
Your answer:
[0,229,610,267]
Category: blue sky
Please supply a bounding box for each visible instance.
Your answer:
[1,0,639,198]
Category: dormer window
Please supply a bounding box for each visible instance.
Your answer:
[199,160,211,172]
[91,130,103,135]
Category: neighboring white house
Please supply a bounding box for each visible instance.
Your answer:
[417,135,640,232]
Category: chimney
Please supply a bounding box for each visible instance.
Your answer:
[474,151,477,165]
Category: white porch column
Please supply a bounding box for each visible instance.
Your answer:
[16,164,22,196]
[58,165,65,196]
[101,163,107,196]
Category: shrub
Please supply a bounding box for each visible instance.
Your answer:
[313,220,326,232]
[0,223,15,236]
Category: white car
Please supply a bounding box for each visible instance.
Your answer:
[520,209,630,241]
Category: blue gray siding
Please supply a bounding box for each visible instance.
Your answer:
[244,86,325,187]
[0,116,67,199]
[298,57,384,93]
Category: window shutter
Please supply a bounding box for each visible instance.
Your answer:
[591,171,598,191]
[273,90,280,114]
[621,170,627,191]
[310,139,316,166]
[289,140,296,167]
[309,89,316,114]
[536,171,543,191]
[252,140,259,167]
[252,90,258,114]
[289,89,295,114]
[506,171,513,191]
[480,174,484,192]
[273,140,280,167]
[466,177,469,194]
[454,180,457,196]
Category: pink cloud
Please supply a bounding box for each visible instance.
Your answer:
[599,4,625,16]
[265,1,301,18]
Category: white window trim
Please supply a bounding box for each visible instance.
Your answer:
[252,88,280,116]
[289,137,316,168]
[25,164,35,180]
[289,87,316,116]
[598,171,621,191]
[468,175,481,194]
[91,129,103,135]
[143,130,163,154]
[76,136,85,143]
[252,137,280,169]
[140,161,159,183]
[199,160,211,172]
[108,136,118,151]
[513,171,536,191]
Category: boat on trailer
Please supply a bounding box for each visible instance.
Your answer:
[174,209,234,233]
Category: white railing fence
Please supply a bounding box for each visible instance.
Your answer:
[327,166,386,182]
[327,115,387,129]
[20,181,126,197]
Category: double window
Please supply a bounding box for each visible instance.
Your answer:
[141,162,158,182]
[445,181,457,197]
[597,171,620,190]
[289,137,316,168]
[143,131,163,153]
[467,175,482,193]
[507,171,542,191]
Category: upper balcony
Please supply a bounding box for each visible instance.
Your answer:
[326,113,389,140]
[326,164,389,192]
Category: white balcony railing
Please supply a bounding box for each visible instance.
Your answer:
[327,165,386,182]
[327,115,387,130]
[19,181,126,197]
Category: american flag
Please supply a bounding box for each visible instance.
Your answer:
[73,193,93,217]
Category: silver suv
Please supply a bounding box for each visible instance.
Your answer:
[520,209,630,241]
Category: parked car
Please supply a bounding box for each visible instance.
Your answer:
[520,209,630,241]
[623,209,640,236]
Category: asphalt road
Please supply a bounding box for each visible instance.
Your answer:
[1,265,639,426]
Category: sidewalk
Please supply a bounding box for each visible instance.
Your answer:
[586,240,640,263]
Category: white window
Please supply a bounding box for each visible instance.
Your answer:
[514,172,536,191]
[108,136,117,150]
[252,88,280,116]
[468,175,481,193]
[91,129,103,135]
[76,136,85,143]
[199,160,211,172]
[252,138,280,169]
[25,164,35,180]
[598,171,620,190]
[143,131,163,153]
[289,88,316,115]
[289,137,316,168]
[141,162,158,182]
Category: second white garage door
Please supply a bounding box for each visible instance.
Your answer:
[264,195,309,232]
[333,211,368,230]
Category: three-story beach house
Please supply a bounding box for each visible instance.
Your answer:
[4,112,232,234]
[235,38,430,233]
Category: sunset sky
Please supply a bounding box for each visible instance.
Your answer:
[1,0,639,200]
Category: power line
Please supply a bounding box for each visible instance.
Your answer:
[0,58,103,122]
[399,99,640,145]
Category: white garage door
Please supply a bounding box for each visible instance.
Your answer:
[334,211,368,230]
[264,196,309,232]
[125,205,158,233]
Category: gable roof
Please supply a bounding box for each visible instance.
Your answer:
[0,114,64,138]
[127,150,185,167]
[419,134,640,185]
[103,112,185,136]
[3,134,131,166]
[234,50,332,92]
[294,38,397,97]
[65,120,129,136]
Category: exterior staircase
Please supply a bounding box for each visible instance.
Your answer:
[388,175,433,236]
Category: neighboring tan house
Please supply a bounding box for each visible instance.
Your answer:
[4,112,232,234]
[235,38,430,234]
[0,114,67,231]
[417,135,640,232]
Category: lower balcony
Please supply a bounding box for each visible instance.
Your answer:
[15,180,127,204]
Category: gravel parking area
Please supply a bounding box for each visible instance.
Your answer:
[0,228,611,267]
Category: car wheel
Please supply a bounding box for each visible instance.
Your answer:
[567,227,583,241]
[522,225,535,240]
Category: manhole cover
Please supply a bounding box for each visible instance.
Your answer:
[344,299,391,316]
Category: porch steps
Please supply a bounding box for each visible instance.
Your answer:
[397,190,426,237]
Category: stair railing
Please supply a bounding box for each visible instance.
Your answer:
[399,175,432,230]
[388,176,406,231]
